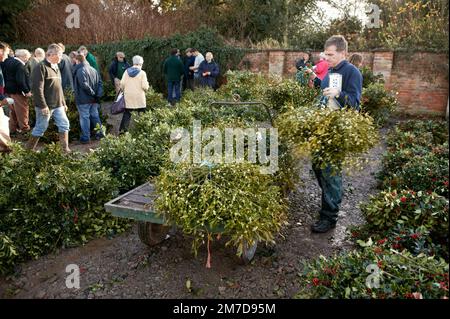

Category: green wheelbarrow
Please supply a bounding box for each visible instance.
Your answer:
[104,182,258,264]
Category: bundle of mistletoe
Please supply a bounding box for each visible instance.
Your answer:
[276,107,379,172]
[154,162,288,266]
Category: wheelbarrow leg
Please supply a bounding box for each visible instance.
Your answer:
[138,221,170,247]
[239,240,258,264]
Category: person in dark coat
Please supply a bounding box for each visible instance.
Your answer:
[163,48,184,105]
[0,42,14,153]
[108,52,131,94]
[197,52,219,89]
[72,54,104,144]
[183,48,195,91]
[307,35,363,234]
[57,43,74,91]
[2,49,32,134]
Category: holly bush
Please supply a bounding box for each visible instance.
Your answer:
[360,189,449,243]
[276,107,379,172]
[382,150,449,197]
[155,163,288,256]
[379,120,449,197]
[393,120,449,146]
[0,144,129,274]
[361,83,398,126]
[378,144,430,178]
[350,224,448,261]
[297,244,449,299]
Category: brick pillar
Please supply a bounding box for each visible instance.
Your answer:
[268,51,286,77]
[372,51,394,88]
[446,99,449,120]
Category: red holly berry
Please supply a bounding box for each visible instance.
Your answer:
[312,278,320,286]
[400,197,407,203]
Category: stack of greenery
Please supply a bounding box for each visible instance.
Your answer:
[276,107,379,173]
[155,163,288,259]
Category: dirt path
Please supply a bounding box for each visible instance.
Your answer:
[0,125,387,299]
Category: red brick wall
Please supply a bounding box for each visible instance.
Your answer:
[238,52,269,73]
[238,50,449,115]
[389,52,449,115]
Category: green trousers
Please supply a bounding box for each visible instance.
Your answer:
[313,164,343,223]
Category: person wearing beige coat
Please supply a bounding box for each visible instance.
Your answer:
[119,55,150,133]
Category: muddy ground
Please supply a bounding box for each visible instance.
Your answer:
[0,104,387,299]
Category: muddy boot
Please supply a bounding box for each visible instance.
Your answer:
[59,132,71,154]
[26,135,40,151]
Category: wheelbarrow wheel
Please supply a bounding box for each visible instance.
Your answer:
[239,241,258,264]
[138,222,170,246]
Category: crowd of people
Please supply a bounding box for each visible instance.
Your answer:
[163,48,220,105]
[0,41,220,151]
[0,42,104,153]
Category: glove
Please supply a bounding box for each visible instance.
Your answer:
[6,98,14,105]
